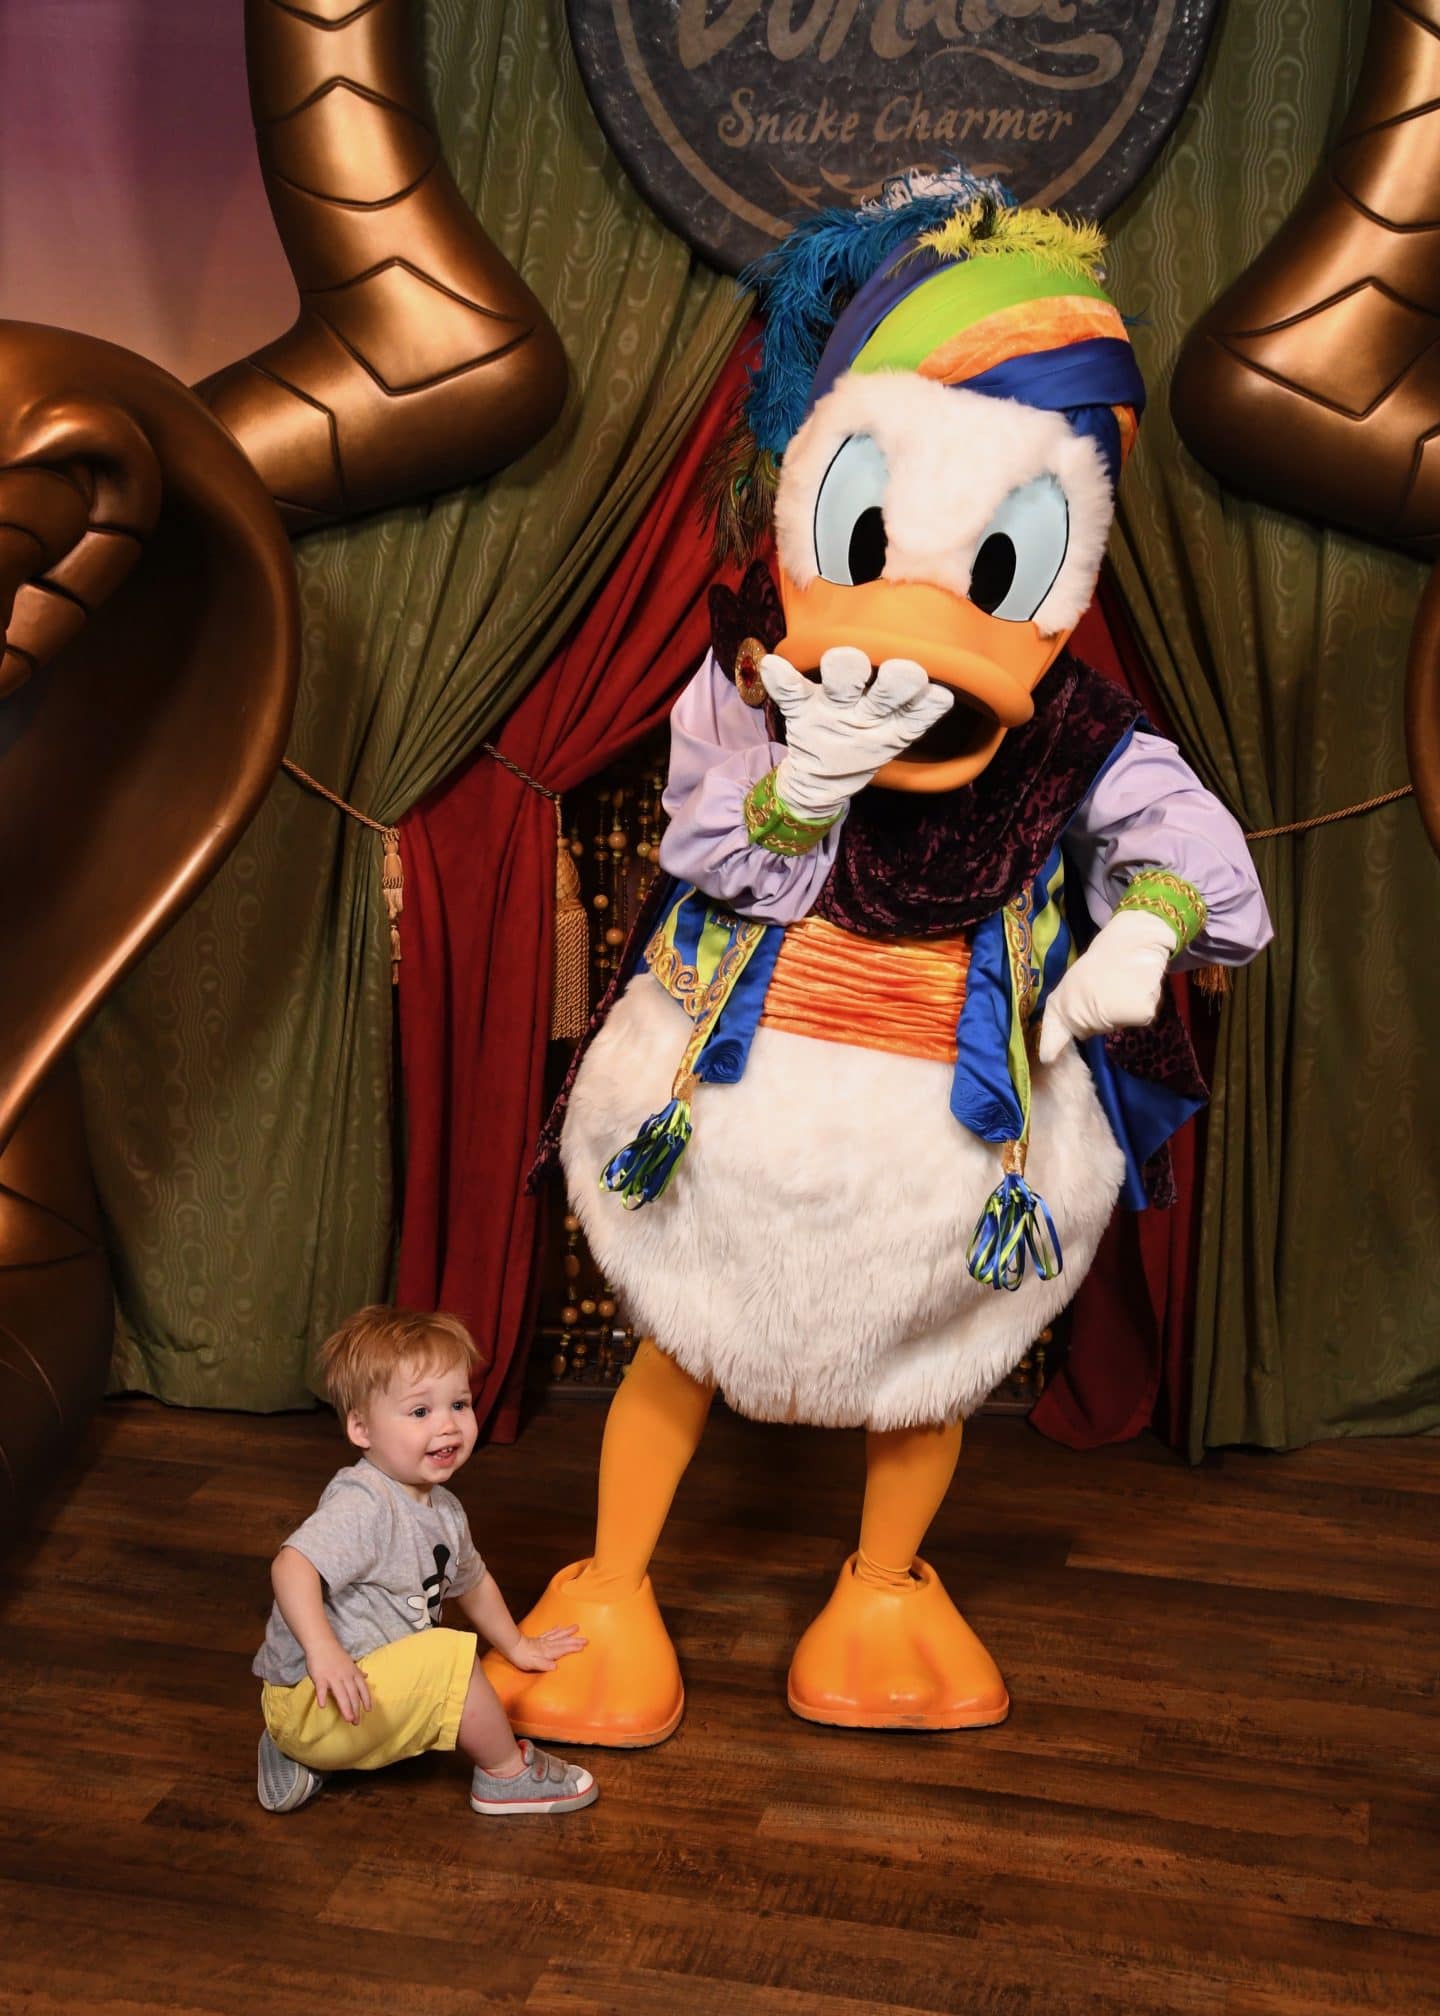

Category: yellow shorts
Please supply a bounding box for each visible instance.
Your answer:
[261,1626,476,1773]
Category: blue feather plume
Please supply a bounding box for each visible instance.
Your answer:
[740,169,1009,457]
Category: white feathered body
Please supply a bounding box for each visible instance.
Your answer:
[560,970,1124,1431]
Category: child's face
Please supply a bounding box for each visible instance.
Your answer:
[346,1351,478,1498]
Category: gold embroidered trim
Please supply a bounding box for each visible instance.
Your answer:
[645,909,765,1025]
[743,768,840,856]
[1116,868,1208,952]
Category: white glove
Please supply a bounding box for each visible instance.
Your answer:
[760,646,955,822]
[1037,908,1178,1064]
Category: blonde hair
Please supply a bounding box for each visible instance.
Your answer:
[317,1305,479,1421]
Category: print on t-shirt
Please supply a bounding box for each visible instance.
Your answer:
[405,1544,453,1630]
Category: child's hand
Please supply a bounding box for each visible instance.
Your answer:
[307,1640,372,1724]
[507,1625,588,1673]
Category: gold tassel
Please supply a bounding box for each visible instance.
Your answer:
[381,827,403,985]
[551,803,589,1040]
[1194,962,1230,997]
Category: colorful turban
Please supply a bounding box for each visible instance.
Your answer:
[806,238,1144,487]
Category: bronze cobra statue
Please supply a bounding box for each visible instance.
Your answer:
[1169,0,1440,854]
[0,321,300,1536]
[0,1,568,1537]
[196,0,568,529]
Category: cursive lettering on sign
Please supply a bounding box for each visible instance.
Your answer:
[678,0,1121,86]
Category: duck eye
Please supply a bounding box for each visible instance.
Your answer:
[813,434,890,586]
[967,475,1069,621]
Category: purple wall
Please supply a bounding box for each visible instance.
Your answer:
[0,0,297,386]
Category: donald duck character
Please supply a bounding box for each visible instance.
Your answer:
[492,177,1271,1743]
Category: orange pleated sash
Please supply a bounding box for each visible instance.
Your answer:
[759,914,971,1063]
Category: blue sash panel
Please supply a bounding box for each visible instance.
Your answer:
[950,909,1020,1143]
[694,924,785,1085]
[950,843,1071,1150]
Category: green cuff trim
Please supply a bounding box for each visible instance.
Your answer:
[1115,868,1208,953]
[743,768,840,857]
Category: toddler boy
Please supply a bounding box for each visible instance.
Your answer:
[253,1305,596,1816]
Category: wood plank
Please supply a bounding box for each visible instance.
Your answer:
[524,1963,945,2015]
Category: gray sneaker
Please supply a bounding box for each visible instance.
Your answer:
[469,1739,597,1817]
[257,1730,324,1814]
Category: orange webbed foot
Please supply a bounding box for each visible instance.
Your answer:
[787,1553,1009,1731]
[481,1560,684,1749]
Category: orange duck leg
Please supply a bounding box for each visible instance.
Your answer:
[787,1422,1010,1731]
[482,1339,711,1747]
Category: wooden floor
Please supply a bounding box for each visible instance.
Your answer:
[1,1398,1438,2015]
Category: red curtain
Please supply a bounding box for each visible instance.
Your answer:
[394,343,750,1438]
[1029,571,1212,1449]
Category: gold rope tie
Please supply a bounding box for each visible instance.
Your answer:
[480,743,590,1040]
[1243,783,1414,841]
[1194,783,1417,994]
[281,759,403,984]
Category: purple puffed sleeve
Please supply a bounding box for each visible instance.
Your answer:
[657,652,842,923]
[1067,731,1272,969]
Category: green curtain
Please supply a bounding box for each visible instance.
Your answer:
[78,0,748,1409]
[1103,1,1440,1452]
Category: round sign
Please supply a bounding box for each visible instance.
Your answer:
[568,1,1220,274]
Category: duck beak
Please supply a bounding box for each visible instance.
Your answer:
[776,571,1071,792]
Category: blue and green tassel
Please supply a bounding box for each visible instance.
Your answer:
[599,1093,694,1210]
[967,1169,1063,1293]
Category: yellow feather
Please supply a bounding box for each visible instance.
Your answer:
[915,200,986,265]
[917,204,1107,281]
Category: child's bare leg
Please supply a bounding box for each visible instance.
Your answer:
[457,1655,524,1776]
[462,1650,599,1814]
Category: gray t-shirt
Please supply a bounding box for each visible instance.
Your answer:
[253,1458,486,1686]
